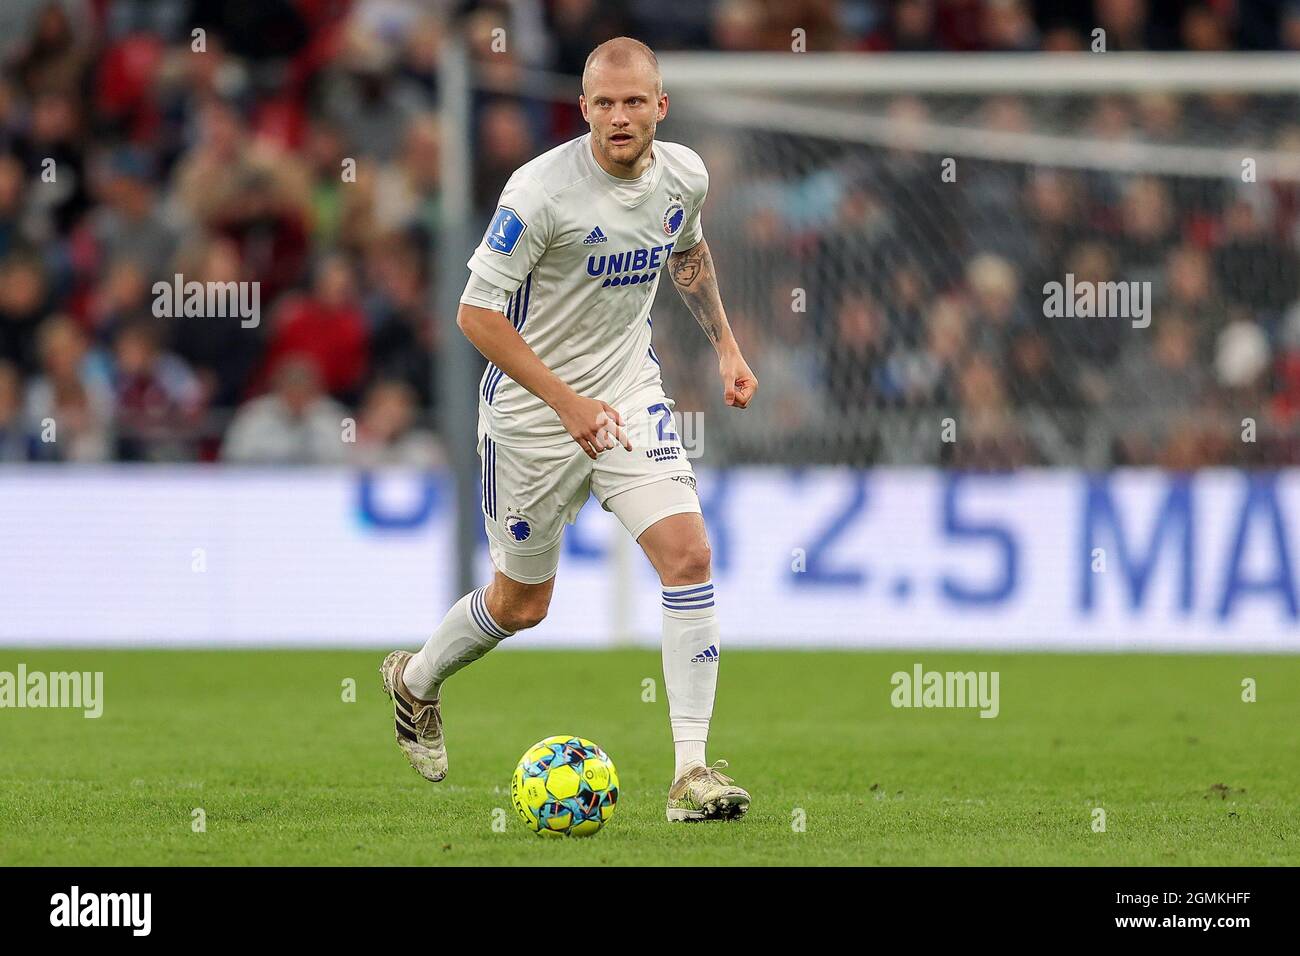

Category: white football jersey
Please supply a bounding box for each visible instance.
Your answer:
[465,133,708,447]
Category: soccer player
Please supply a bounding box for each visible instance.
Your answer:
[381,37,758,822]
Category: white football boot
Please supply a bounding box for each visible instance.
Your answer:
[666,759,751,822]
[380,651,448,783]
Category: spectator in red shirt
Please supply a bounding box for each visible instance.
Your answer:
[254,253,369,404]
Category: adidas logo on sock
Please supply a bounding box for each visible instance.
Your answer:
[690,645,719,663]
[582,226,608,244]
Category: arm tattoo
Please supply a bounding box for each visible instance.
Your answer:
[668,241,725,345]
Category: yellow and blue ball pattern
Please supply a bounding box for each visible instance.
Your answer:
[510,735,619,837]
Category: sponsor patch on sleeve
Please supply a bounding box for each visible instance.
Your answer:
[484,205,528,256]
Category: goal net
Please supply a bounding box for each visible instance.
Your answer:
[643,53,1300,469]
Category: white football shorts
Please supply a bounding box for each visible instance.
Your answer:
[478,389,702,584]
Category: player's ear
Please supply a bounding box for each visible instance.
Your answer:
[658,92,668,121]
[579,94,588,121]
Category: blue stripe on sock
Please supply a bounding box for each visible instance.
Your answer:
[663,583,713,598]
[662,591,714,603]
[470,602,490,636]
[480,589,510,639]
[663,600,715,611]
[471,588,510,639]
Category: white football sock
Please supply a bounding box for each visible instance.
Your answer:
[675,741,706,778]
[403,586,513,700]
[660,580,719,781]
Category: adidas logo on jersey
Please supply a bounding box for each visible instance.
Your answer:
[582,226,608,245]
[691,645,719,663]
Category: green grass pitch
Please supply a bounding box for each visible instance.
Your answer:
[1,649,1297,866]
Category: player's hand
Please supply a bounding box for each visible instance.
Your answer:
[555,394,632,460]
[720,350,758,409]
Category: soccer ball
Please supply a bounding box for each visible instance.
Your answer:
[511,735,620,837]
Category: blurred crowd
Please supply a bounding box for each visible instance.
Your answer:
[0,0,1298,468]
[674,91,1300,468]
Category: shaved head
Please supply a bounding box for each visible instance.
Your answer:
[579,36,667,179]
[582,36,662,96]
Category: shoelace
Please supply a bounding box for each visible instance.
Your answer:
[697,759,734,786]
[409,698,441,736]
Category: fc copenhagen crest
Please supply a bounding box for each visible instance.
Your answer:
[504,513,532,542]
[663,201,685,236]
